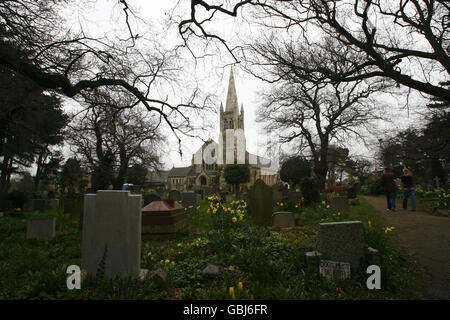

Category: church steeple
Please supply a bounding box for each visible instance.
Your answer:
[225,67,238,115]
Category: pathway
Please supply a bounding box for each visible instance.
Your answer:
[363,196,450,300]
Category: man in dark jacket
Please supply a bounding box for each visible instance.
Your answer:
[380,167,397,211]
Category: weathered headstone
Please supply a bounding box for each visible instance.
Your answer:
[305,251,323,268]
[24,200,33,212]
[142,194,161,207]
[319,260,351,281]
[27,217,56,239]
[240,192,248,203]
[330,196,349,216]
[317,221,365,270]
[225,193,233,203]
[82,190,142,279]
[181,192,201,209]
[32,199,47,212]
[287,191,302,204]
[272,190,283,205]
[272,211,295,228]
[48,199,60,210]
[248,179,273,226]
[168,190,181,201]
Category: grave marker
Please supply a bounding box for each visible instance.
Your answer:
[330,196,349,216]
[319,260,351,281]
[27,217,56,239]
[317,220,365,270]
[82,190,142,279]
[248,179,273,226]
[272,211,295,228]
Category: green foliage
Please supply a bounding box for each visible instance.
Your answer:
[60,158,83,195]
[0,194,423,300]
[126,163,148,186]
[280,156,311,189]
[7,190,29,209]
[224,164,250,186]
[300,177,320,204]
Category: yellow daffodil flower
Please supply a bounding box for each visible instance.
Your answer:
[238,282,243,291]
[232,216,237,223]
[229,287,235,299]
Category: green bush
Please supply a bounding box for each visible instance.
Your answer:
[7,190,30,209]
[300,177,320,204]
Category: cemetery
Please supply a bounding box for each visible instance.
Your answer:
[0,181,428,300]
[0,0,449,304]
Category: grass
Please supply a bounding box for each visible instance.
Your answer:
[0,196,424,300]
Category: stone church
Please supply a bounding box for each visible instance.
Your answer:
[168,68,279,192]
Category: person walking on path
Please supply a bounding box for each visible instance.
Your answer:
[401,167,416,211]
[381,167,397,211]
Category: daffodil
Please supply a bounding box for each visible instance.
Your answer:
[165,259,170,264]
[368,221,372,228]
[229,287,235,299]
[238,282,243,291]
[322,200,326,205]
[232,216,237,223]
[326,205,330,209]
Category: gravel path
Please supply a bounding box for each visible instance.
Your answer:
[363,196,450,299]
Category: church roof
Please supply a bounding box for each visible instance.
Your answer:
[168,166,192,177]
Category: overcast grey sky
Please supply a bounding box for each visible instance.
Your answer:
[58,0,428,171]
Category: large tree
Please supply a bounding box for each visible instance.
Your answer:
[0,66,67,196]
[252,37,386,190]
[0,0,204,146]
[181,0,449,101]
[67,89,164,190]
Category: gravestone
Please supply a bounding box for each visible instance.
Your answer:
[248,179,273,226]
[48,199,60,210]
[27,217,56,239]
[288,191,302,204]
[143,194,161,207]
[168,190,181,202]
[272,211,295,228]
[240,192,248,203]
[330,196,349,216]
[194,189,204,200]
[225,193,233,203]
[317,221,364,270]
[181,192,201,209]
[24,200,33,211]
[319,260,351,281]
[272,190,283,205]
[32,199,47,212]
[82,190,142,279]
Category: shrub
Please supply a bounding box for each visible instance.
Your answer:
[300,177,320,204]
[7,190,30,209]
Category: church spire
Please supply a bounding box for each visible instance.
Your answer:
[225,67,238,114]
